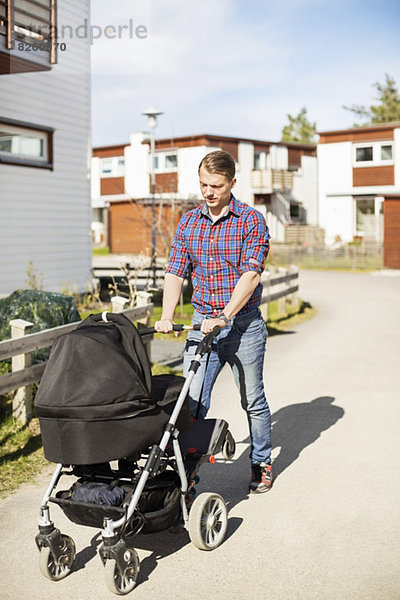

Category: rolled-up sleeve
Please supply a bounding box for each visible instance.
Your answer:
[239,211,270,275]
[165,216,191,278]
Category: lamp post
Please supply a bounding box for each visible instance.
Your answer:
[142,106,163,287]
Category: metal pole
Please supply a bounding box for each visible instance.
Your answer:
[142,107,162,289]
[150,126,157,287]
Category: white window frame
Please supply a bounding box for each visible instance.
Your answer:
[353,141,394,167]
[254,151,268,171]
[154,152,178,172]
[100,155,125,177]
[0,118,53,169]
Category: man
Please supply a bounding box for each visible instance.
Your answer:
[155,150,272,493]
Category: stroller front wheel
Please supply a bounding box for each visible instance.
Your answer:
[104,548,140,595]
[39,534,76,581]
[188,492,228,551]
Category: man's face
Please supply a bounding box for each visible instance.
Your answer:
[199,166,236,213]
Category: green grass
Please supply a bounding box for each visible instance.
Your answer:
[93,246,110,256]
[266,299,316,334]
[270,255,382,273]
[0,395,48,498]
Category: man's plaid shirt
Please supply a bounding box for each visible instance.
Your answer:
[166,195,270,316]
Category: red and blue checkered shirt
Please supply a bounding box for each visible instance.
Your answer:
[166,195,270,316]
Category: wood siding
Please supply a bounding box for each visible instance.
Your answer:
[93,145,127,158]
[215,140,239,161]
[154,134,315,154]
[109,200,192,256]
[288,148,303,168]
[353,166,395,187]
[101,177,125,195]
[0,52,51,75]
[154,136,239,161]
[0,1,91,295]
[319,127,395,144]
[154,172,178,193]
[384,197,400,268]
[155,136,209,150]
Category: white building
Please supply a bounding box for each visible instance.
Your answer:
[317,122,400,259]
[0,0,92,296]
[92,133,317,253]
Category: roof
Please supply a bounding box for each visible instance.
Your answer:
[93,143,130,157]
[151,133,316,151]
[317,121,400,136]
[93,133,316,153]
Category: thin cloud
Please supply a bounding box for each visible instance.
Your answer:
[91,0,400,145]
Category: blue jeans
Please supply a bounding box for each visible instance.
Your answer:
[183,309,272,465]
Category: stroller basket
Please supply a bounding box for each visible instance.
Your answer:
[51,470,181,534]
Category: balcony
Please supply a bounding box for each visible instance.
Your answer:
[251,169,293,191]
[0,0,56,74]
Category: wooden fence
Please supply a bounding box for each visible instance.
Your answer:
[0,267,298,424]
[0,299,153,424]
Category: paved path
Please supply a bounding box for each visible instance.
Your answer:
[1,270,400,600]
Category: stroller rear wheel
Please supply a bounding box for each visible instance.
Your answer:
[222,430,236,460]
[188,492,228,551]
[39,534,76,581]
[104,547,140,595]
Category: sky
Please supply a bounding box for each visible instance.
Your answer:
[90,0,400,147]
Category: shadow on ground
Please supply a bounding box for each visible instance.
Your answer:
[70,396,344,587]
[271,396,344,478]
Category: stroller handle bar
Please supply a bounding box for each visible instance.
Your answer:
[138,323,201,336]
[139,324,221,356]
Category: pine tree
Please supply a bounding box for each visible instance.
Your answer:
[343,74,400,125]
[281,107,316,144]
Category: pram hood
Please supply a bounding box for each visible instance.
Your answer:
[35,312,154,422]
[34,312,189,464]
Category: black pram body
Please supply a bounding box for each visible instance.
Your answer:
[35,312,189,465]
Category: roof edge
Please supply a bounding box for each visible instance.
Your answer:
[318,121,400,136]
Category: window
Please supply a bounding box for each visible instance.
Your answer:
[165,154,177,169]
[381,145,392,161]
[355,146,373,162]
[0,118,53,168]
[101,159,112,175]
[353,142,393,166]
[254,151,268,170]
[356,197,375,233]
[154,152,178,172]
[100,156,125,177]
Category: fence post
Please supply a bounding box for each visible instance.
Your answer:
[111,295,130,313]
[277,267,288,315]
[10,319,34,424]
[260,271,271,320]
[135,291,152,360]
[287,264,299,309]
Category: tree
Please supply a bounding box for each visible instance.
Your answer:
[343,74,400,125]
[281,107,317,144]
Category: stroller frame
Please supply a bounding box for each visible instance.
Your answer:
[35,323,235,595]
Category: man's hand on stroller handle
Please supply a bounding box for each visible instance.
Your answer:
[144,321,220,337]
[154,318,176,334]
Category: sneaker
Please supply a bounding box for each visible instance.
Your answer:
[249,463,273,494]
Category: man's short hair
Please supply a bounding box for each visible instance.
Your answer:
[198,150,236,181]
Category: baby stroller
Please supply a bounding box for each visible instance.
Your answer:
[34,312,236,595]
